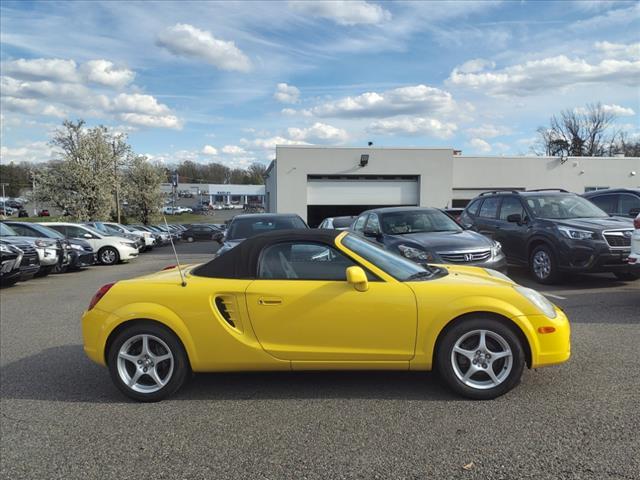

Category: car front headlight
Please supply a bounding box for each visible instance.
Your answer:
[70,243,83,251]
[397,244,434,262]
[558,226,594,240]
[119,241,136,248]
[34,239,55,248]
[485,268,513,282]
[514,285,557,319]
[491,240,502,257]
[0,243,10,253]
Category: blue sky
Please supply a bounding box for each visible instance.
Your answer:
[1,0,639,167]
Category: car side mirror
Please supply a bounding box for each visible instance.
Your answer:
[346,266,369,292]
[213,232,224,243]
[83,233,93,239]
[507,213,522,224]
[363,227,378,238]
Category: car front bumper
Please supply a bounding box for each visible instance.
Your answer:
[557,238,635,274]
[119,245,139,261]
[524,307,571,368]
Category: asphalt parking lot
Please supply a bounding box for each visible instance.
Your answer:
[1,241,638,479]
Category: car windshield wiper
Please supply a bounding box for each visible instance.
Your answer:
[405,270,434,281]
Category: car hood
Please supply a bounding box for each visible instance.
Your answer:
[551,217,633,231]
[0,236,38,246]
[384,230,493,251]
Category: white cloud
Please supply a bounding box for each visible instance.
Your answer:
[156,23,251,72]
[594,41,640,60]
[456,58,495,74]
[222,145,247,154]
[574,103,636,117]
[248,136,309,151]
[2,58,78,82]
[80,60,135,88]
[0,141,55,163]
[274,83,300,104]
[110,93,170,115]
[449,55,640,96]
[281,108,298,116]
[117,113,182,129]
[287,122,349,143]
[469,138,492,153]
[310,84,456,118]
[466,124,511,138]
[367,116,457,138]
[289,0,391,25]
[202,145,218,156]
[41,105,67,118]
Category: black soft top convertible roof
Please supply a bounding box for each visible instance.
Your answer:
[192,229,342,279]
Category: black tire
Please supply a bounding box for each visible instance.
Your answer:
[107,322,189,402]
[614,271,640,281]
[35,265,54,277]
[98,246,120,265]
[0,276,20,287]
[529,244,561,284]
[436,317,525,400]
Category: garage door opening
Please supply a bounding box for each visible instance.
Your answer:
[306,175,419,227]
[307,204,415,228]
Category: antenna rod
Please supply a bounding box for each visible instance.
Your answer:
[163,215,187,287]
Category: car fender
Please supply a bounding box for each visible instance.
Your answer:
[98,302,199,368]
[411,295,539,370]
[525,231,560,257]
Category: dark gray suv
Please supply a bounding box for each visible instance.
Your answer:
[459,189,637,283]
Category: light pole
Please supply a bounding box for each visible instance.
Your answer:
[0,183,7,213]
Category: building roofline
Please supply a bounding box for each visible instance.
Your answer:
[275,145,453,151]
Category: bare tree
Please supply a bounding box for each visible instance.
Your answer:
[535,103,617,157]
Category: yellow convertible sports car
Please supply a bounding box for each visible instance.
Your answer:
[82,230,570,401]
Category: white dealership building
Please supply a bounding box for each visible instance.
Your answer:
[264,146,640,226]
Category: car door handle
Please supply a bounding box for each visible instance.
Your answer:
[258,297,282,306]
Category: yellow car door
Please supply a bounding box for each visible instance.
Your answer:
[245,241,417,363]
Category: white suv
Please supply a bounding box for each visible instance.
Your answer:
[629,213,640,266]
[44,222,139,265]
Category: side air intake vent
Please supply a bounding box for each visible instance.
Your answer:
[214,295,237,329]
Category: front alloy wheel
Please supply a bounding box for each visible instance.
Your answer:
[437,317,525,399]
[108,323,188,401]
[530,245,560,284]
[99,247,119,265]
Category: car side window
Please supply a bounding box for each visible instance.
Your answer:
[619,194,640,216]
[478,197,499,218]
[365,214,380,233]
[499,197,525,221]
[466,198,482,216]
[67,226,89,238]
[353,215,367,231]
[589,194,617,214]
[258,242,360,280]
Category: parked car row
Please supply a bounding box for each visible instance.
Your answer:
[208,188,639,285]
[0,220,201,287]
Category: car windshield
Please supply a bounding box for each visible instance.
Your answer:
[525,194,608,219]
[0,223,18,236]
[332,217,355,228]
[20,223,65,239]
[341,234,441,281]
[380,210,462,235]
[226,216,307,240]
[82,225,103,237]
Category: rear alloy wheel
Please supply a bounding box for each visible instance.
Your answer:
[614,271,639,281]
[108,323,188,402]
[98,246,119,265]
[530,244,561,284]
[437,317,525,400]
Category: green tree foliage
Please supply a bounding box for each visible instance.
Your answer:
[0,162,32,197]
[123,155,165,225]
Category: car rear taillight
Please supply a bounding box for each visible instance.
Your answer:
[88,283,115,311]
[634,216,640,229]
[162,264,177,270]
